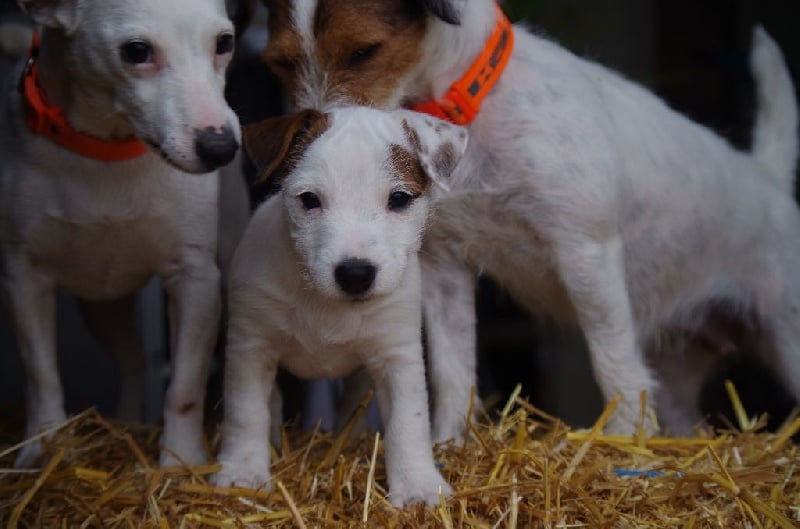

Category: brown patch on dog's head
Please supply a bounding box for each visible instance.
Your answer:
[402,118,424,154]
[243,109,330,186]
[387,143,429,196]
[263,0,428,108]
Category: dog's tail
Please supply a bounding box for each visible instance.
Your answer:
[750,26,798,194]
[0,21,33,59]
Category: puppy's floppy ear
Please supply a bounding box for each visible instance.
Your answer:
[18,0,83,33]
[418,0,465,25]
[397,110,469,192]
[243,109,330,187]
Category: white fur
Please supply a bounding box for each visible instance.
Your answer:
[284,0,799,439]
[212,107,466,507]
[1,0,240,467]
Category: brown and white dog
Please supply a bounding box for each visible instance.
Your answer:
[258,0,800,440]
[212,106,466,506]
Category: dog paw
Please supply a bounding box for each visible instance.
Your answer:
[13,440,44,468]
[388,469,452,508]
[211,455,272,490]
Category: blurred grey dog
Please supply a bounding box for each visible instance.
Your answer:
[0,0,240,467]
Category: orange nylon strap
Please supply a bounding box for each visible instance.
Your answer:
[20,32,149,162]
[412,3,514,125]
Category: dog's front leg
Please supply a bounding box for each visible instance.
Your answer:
[369,350,452,507]
[158,252,220,467]
[2,259,64,467]
[212,332,276,490]
[421,255,478,443]
[557,236,656,434]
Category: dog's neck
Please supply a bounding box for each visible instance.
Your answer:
[36,28,137,141]
[412,1,498,104]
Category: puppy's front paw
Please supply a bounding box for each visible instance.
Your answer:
[211,455,272,491]
[389,469,452,508]
[159,441,208,468]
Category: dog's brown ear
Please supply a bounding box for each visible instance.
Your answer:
[243,109,330,186]
[418,0,464,25]
[18,0,82,33]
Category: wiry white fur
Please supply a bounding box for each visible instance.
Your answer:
[285,0,800,439]
[212,107,466,507]
[1,0,240,467]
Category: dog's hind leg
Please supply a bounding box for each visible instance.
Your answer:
[556,236,657,435]
[79,296,144,422]
[1,258,64,467]
[421,254,478,443]
[159,255,221,467]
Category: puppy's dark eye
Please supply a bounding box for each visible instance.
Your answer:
[120,40,154,65]
[347,42,381,68]
[298,192,322,210]
[216,33,235,55]
[388,191,413,211]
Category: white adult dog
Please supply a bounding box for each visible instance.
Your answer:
[212,106,467,506]
[0,0,241,467]
[260,0,799,438]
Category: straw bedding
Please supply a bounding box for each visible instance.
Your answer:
[1,385,798,528]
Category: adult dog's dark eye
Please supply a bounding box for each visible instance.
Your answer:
[388,191,413,211]
[298,192,322,210]
[347,43,381,68]
[120,40,154,64]
[216,33,234,55]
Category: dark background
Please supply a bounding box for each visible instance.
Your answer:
[1,0,798,435]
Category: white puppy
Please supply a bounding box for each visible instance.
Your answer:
[212,106,467,507]
[261,0,799,438]
[0,0,240,466]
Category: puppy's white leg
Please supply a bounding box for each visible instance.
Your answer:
[557,236,656,434]
[421,255,478,442]
[159,254,221,467]
[2,260,64,467]
[212,336,275,490]
[369,350,452,507]
[79,296,144,422]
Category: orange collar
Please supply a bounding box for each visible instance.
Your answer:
[412,3,514,125]
[19,32,148,162]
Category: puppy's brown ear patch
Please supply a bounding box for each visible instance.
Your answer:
[243,109,330,185]
[387,144,429,196]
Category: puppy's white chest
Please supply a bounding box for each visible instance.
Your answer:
[272,306,370,379]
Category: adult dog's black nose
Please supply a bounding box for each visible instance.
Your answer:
[335,258,377,296]
[194,126,238,170]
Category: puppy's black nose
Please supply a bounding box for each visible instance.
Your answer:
[194,126,238,170]
[335,258,377,296]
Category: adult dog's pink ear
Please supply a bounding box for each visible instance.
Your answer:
[243,109,330,186]
[18,0,83,33]
[419,0,465,25]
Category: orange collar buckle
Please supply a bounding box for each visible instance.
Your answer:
[20,32,149,162]
[412,2,514,126]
